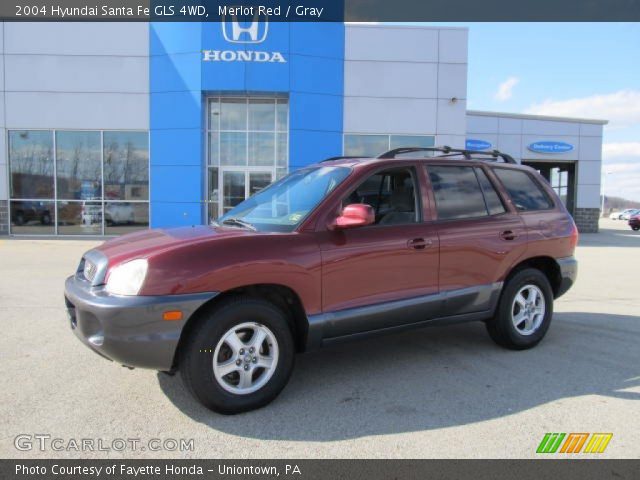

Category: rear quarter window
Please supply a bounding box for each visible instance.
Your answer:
[493,168,554,211]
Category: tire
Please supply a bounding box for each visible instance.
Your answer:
[632,226,640,231]
[41,212,51,225]
[179,296,295,414]
[486,268,554,350]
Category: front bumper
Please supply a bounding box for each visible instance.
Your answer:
[64,274,217,370]
[556,256,578,298]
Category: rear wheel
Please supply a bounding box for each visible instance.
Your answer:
[179,296,295,414]
[486,268,553,350]
[632,226,640,231]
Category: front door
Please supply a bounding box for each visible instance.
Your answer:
[318,166,440,337]
[221,169,274,214]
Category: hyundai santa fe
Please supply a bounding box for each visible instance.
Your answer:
[65,146,578,414]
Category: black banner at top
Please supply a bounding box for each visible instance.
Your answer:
[2,0,640,21]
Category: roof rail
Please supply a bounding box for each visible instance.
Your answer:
[320,155,363,163]
[377,146,517,164]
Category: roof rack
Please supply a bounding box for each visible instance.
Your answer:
[377,146,517,164]
[320,155,363,163]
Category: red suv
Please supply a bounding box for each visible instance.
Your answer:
[65,146,578,414]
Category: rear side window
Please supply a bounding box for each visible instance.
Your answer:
[428,165,490,220]
[493,168,553,211]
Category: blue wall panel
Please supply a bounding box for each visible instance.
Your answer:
[150,22,345,228]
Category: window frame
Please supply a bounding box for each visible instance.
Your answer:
[491,166,556,213]
[7,129,150,237]
[425,163,510,222]
[338,165,424,228]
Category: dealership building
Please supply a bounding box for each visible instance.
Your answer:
[0,22,607,236]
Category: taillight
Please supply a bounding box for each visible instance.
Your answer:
[569,222,579,251]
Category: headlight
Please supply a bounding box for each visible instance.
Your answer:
[105,259,148,296]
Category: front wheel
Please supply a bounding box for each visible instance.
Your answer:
[632,226,640,231]
[486,268,554,350]
[179,296,295,414]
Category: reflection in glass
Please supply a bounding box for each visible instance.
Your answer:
[208,132,219,165]
[223,171,245,213]
[249,132,274,166]
[220,98,247,130]
[220,132,247,166]
[56,131,101,200]
[208,168,219,219]
[57,201,102,235]
[344,135,388,157]
[276,167,288,180]
[103,131,149,201]
[248,99,275,131]
[276,133,288,168]
[209,98,220,130]
[105,202,149,235]
[249,172,272,196]
[8,130,54,199]
[389,135,435,149]
[10,201,55,235]
[207,97,289,220]
[276,100,288,131]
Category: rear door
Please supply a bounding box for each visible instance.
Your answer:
[426,164,527,315]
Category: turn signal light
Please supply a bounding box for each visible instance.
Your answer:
[163,310,183,321]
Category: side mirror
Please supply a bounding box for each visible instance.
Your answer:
[331,203,375,230]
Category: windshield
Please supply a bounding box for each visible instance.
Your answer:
[217,166,351,232]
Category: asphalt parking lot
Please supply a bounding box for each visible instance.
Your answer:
[1,218,639,459]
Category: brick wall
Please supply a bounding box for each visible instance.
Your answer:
[574,207,600,233]
[0,201,8,235]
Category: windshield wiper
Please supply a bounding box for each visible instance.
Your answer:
[220,217,257,231]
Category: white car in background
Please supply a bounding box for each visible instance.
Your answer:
[105,203,135,225]
[610,209,637,220]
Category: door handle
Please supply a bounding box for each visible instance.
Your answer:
[408,238,432,250]
[500,230,518,241]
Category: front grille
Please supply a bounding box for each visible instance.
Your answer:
[83,259,97,282]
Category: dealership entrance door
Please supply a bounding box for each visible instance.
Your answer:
[206,96,289,222]
[220,169,274,214]
[522,161,576,215]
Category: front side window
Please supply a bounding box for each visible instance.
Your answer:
[428,165,491,220]
[217,166,350,232]
[343,168,419,225]
[493,168,553,211]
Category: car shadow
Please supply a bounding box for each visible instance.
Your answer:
[157,312,639,441]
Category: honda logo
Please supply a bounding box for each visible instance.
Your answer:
[222,16,268,44]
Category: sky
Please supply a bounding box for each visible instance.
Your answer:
[427,22,640,201]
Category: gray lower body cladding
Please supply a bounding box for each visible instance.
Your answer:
[306,282,503,350]
[65,275,218,370]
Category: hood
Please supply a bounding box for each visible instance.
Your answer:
[95,225,254,266]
